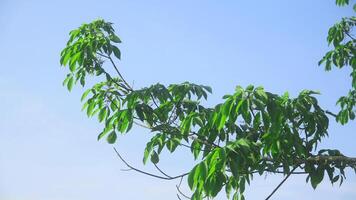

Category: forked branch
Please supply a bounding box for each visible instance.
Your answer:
[113,147,189,180]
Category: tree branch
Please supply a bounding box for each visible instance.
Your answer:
[92,58,124,90]
[98,52,133,92]
[154,163,173,179]
[306,155,356,167]
[326,110,337,118]
[176,176,191,199]
[265,166,298,200]
[342,27,356,41]
[113,147,189,180]
[261,155,356,167]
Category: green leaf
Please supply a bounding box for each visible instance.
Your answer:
[236,138,250,148]
[98,127,110,140]
[181,116,192,135]
[98,107,108,122]
[81,89,91,101]
[196,162,207,184]
[69,52,81,72]
[253,112,261,127]
[67,76,74,91]
[167,138,180,152]
[311,167,325,189]
[188,162,207,191]
[110,34,122,43]
[241,100,251,124]
[188,165,198,189]
[107,131,117,144]
[80,76,85,87]
[217,114,227,131]
[233,192,239,200]
[119,118,130,133]
[191,191,202,200]
[143,150,150,165]
[332,175,340,183]
[246,85,254,92]
[135,105,145,121]
[112,46,121,60]
[61,50,72,66]
[229,158,239,178]
[69,60,76,72]
[191,140,201,160]
[87,101,96,117]
[203,85,212,93]
[255,88,268,102]
[210,172,225,197]
[240,178,246,193]
[194,116,204,127]
[150,151,159,164]
[62,74,70,86]
[336,0,349,6]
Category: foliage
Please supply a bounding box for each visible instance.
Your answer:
[319,3,356,124]
[59,1,356,200]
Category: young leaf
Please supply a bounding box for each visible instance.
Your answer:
[107,131,117,144]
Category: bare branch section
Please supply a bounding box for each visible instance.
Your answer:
[265,166,298,200]
[113,147,189,180]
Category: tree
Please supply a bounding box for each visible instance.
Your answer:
[59,1,355,199]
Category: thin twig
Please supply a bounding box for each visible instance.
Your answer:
[226,168,307,175]
[168,105,177,124]
[154,163,173,179]
[179,142,206,152]
[120,168,133,171]
[176,176,191,199]
[265,166,298,200]
[342,27,356,41]
[97,52,110,58]
[150,93,160,108]
[104,54,133,91]
[113,147,189,180]
[92,58,123,90]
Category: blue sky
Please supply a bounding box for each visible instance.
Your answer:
[0,0,355,199]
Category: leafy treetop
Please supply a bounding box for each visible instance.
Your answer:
[60,1,356,200]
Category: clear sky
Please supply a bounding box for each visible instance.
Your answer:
[0,0,355,199]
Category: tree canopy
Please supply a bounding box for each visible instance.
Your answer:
[59,1,356,199]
